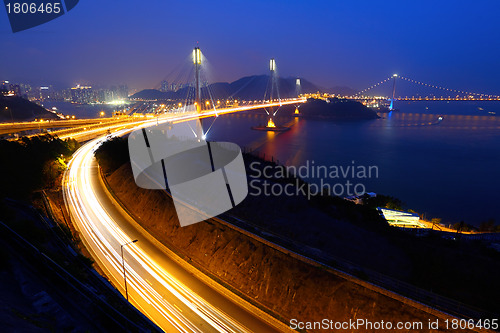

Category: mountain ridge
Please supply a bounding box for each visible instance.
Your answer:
[131,75,321,101]
[0,95,59,123]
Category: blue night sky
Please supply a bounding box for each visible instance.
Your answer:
[1,0,499,94]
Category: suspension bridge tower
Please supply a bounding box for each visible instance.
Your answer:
[389,74,397,111]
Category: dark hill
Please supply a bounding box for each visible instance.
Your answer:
[130,89,175,100]
[297,98,379,120]
[328,86,359,96]
[0,95,59,123]
[130,75,321,101]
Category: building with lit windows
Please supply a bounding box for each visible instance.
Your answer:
[377,208,426,228]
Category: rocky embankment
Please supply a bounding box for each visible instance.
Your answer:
[105,162,459,332]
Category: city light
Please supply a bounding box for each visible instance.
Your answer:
[108,100,127,105]
[2,3,499,333]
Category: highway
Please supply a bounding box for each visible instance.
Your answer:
[62,99,304,332]
[0,117,120,135]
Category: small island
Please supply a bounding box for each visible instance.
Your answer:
[294,97,379,120]
[0,94,59,123]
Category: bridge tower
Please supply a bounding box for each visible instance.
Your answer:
[252,58,289,131]
[193,46,204,139]
[193,47,202,112]
[267,58,278,127]
[295,78,301,114]
[389,74,397,110]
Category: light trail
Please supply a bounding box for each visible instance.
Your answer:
[62,100,303,332]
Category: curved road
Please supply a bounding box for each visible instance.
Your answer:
[62,101,304,332]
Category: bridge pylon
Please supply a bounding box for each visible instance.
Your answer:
[251,58,289,132]
[267,58,278,127]
[262,58,283,127]
[193,47,202,112]
[294,78,301,115]
[389,74,397,110]
[193,46,204,139]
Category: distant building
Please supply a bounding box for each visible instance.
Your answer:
[71,85,95,104]
[9,84,21,96]
[160,80,169,92]
[377,208,426,228]
[118,85,129,99]
[40,86,51,100]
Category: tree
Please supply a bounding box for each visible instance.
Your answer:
[479,218,495,232]
[431,218,442,230]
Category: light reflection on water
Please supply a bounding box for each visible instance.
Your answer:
[207,103,500,226]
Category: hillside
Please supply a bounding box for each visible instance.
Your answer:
[130,75,321,101]
[104,162,462,332]
[328,86,359,96]
[96,138,500,320]
[272,98,379,120]
[0,95,59,123]
[297,98,379,120]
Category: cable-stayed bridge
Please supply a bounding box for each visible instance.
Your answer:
[5,46,500,139]
[25,47,495,332]
[2,46,307,140]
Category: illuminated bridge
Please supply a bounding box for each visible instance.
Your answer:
[347,74,500,110]
[36,47,497,331]
[59,47,306,332]
[0,117,125,136]
[4,47,305,142]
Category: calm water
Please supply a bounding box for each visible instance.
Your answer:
[206,101,500,226]
[41,101,118,118]
[53,100,500,225]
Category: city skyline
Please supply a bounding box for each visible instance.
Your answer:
[1,0,500,93]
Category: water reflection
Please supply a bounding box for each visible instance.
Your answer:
[207,107,500,225]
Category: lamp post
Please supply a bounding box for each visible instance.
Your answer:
[5,107,13,122]
[120,239,138,301]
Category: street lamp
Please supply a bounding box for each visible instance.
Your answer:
[5,107,13,122]
[121,239,138,301]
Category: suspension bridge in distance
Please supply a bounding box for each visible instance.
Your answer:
[28,46,498,332]
[2,47,307,140]
[345,74,500,110]
[4,46,499,140]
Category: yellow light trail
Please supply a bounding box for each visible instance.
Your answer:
[63,99,303,332]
